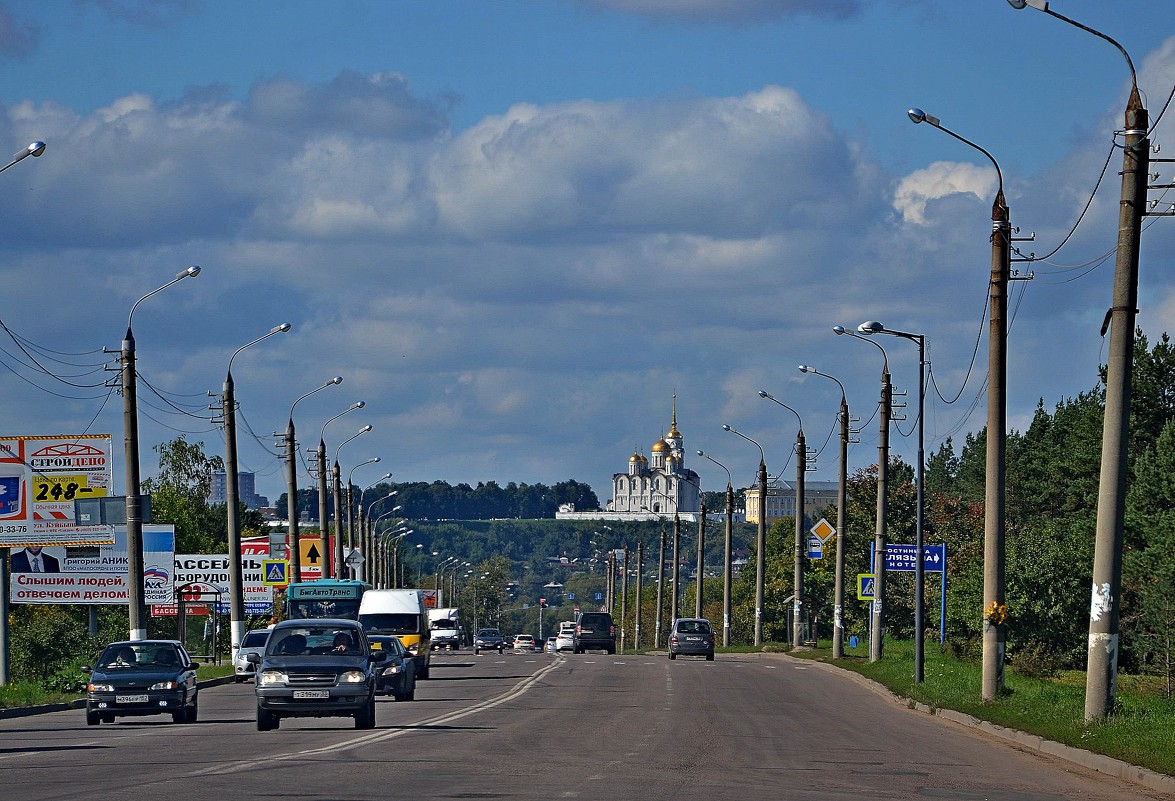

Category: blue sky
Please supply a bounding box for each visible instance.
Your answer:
[2,0,1175,510]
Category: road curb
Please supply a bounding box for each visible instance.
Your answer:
[785,653,1175,796]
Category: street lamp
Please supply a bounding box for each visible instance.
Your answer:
[697,450,735,647]
[0,139,45,684]
[344,459,381,579]
[333,425,371,577]
[222,322,290,660]
[315,402,365,579]
[359,485,394,582]
[908,107,1010,696]
[1008,0,1148,725]
[758,390,808,649]
[859,321,927,682]
[834,324,891,663]
[723,424,767,646]
[122,265,201,640]
[0,141,45,175]
[283,376,342,583]
[798,365,852,658]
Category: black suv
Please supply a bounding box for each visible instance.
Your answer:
[574,612,616,654]
[249,618,390,731]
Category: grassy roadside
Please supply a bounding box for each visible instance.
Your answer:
[0,661,235,709]
[785,639,1175,778]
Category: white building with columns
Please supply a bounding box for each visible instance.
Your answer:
[605,399,701,519]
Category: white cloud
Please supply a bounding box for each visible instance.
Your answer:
[892,161,999,225]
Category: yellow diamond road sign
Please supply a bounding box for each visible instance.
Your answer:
[811,517,836,543]
[262,559,289,586]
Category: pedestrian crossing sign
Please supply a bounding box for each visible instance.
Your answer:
[262,559,289,586]
[857,573,876,601]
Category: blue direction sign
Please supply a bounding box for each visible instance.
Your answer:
[885,543,946,572]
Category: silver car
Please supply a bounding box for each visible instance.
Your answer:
[234,628,271,682]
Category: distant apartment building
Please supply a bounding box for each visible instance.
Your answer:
[742,480,838,526]
[208,470,270,510]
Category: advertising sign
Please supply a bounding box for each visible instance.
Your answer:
[9,525,175,605]
[173,547,273,613]
[0,434,114,546]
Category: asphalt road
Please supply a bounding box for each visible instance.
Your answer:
[1,650,1168,801]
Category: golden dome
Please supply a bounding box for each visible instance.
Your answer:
[652,439,669,453]
[630,452,646,463]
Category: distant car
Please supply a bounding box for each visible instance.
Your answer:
[545,637,557,653]
[473,628,505,654]
[512,634,536,652]
[250,618,389,731]
[83,640,200,725]
[555,630,575,652]
[367,635,417,701]
[574,612,616,654]
[668,617,716,661]
[234,628,271,682]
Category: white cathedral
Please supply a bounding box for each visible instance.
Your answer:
[605,399,701,519]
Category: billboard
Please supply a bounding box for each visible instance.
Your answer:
[173,537,274,614]
[0,434,114,546]
[8,525,175,605]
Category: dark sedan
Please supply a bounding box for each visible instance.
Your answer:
[473,628,505,654]
[368,635,417,701]
[83,640,200,724]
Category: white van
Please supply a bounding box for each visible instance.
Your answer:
[359,589,432,679]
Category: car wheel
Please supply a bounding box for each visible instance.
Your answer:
[607,646,616,655]
[475,647,480,655]
[669,652,676,660]
[706,652,715,661]
[172,710,186,724]
[184,695,199,723]
[257,705,276,731]
[86,707,100,725]
[355,698,376,730]
[100,713,115,723]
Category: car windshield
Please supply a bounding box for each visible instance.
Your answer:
[97,643,183,670]
[241,631,269,648]
[268,626,364,657]
[477,629,500,637]
[359,612,419,635]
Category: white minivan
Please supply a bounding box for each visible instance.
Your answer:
[358,589,432,679]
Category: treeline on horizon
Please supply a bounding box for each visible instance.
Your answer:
[277,478,602,522]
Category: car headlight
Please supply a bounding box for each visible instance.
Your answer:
[385,664,401,675]
[259,670,288,686]
[149,680,178,690]
[407,644,419,655]
[340,670,367,684]
[88,682,113,693]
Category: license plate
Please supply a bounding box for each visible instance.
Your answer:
[292,690,330,699]
[685,636,701,642]
[115,694,149,703]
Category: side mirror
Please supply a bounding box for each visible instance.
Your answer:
[81,665,92,674]
[187,662,200,671]
[246,652,261,665]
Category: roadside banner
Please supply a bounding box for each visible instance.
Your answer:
[9,525,175,605]
[0,434,114,546]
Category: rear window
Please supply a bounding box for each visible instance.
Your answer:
[579,614,612,627]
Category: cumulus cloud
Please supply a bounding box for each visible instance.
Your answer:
[892,160,999,224]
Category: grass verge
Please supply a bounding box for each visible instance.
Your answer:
[789,638,1175,778]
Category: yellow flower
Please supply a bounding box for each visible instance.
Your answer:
[984,601,1008,626]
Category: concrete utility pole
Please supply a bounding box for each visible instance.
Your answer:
[699,449,735,647]
[620,544,629,653]
[283,377,343,583]
[222,323,289,661]
[670,514,681,624]
[331,461,344,578]
[1007,0,1149,724]
[725,425,767,645]
[695,499,705,619]
[908,107,1011,696]
[759,391,806,648]
[634,540,643,650]
[655,526,666,647]
[798,366,852,658]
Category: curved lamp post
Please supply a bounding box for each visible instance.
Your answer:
[723,424,767,646]
[834,324,891,662]
[860,321,927,682]
[908,106,1009,696]
[359,484,394,582]
[0,139,45,683]
[0,141,45,175]
[332,425,371,577]
[798,365,851,658]
[698,450,735,647]
[283,377,342,582]
[222,322,290,659]
[759,390,808,649]
[344,459,381,579]
[315,403,365,579]
[123,265,201,640]
[1009,0,1148,725]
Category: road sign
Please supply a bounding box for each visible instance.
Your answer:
[262,560,289,586]
[345,548,364,567]
[885,543,946,572]
[810,517,836,543]
[807,534,823,560]
[857,573,876,601]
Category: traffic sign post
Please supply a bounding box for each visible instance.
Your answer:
[807,534,823,560]
[883,542,948,644]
